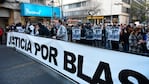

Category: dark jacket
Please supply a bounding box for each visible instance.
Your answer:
[38,23,50,37]
[120,28,130,44]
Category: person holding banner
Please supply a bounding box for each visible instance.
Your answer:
[80,24,86,44]
[50,23,57,38]
[9,23,16,32]
[92,25,102,47]
[106,25,112,49]
[37,23,51,37]
[28,24,35,35]
[56,20,68,41]
[85,22,94,46]
[72,24,81,43]
[15,22,25,33]
[120,25,130,52]
[101,25,107,48]
[146,28,149,53]
[129,27,144,54]
[111,24,121,51]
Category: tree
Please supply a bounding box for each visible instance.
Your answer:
[87,0,101,16]
[130,0,149,23]
[85,0,101,23]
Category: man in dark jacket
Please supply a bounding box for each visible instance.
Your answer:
[120,25,130,52]
[37,23,51,37]
[85,22,93,46]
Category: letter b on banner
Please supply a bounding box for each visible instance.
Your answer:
[64,51,76,73]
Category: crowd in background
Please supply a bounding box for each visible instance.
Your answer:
[2,19,149,56]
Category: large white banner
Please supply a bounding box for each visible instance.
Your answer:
[7,32,149,84]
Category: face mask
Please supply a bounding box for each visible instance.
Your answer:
[56,23,60,28]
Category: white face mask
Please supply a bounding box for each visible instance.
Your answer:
[56,23,60,28]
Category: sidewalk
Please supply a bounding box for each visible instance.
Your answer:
[0,45,75,84]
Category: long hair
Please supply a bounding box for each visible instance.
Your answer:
[58,19,63,25]
[37,23,43,28]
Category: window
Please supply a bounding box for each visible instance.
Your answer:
[82,1,87,7]
[63,5,69,9]
[68,2,82,9]
[122,7,130,13]
[122,0,130,4]
[69,4,75,9]
[30,0,45,4]
[76,3,81,7]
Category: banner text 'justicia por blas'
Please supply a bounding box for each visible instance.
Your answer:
[7,32,149,84]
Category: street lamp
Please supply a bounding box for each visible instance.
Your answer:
[57,0,63,19]
[110,0,113,24]
[61,0,63,19]
[51,0,54,20]
[88,11,93,23]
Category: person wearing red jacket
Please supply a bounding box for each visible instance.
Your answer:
[0,27,3,44]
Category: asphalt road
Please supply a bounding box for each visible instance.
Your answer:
[0,45,75,84]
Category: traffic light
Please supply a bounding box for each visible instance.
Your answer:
[0,0,6,3]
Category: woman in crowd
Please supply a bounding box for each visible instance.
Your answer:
[120,25,131,52]
[15,22,24,33]
[129,27,144,54]
[145,28,149,53]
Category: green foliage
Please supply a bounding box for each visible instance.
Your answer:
[130,0,148,22]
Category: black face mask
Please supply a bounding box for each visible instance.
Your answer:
[113,25,116,27]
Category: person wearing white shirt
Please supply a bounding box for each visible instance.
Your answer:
[16,22,25,33]
[56,20,68,41]
[29,25,35,35]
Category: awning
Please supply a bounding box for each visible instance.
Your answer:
[20,3,61,18]
[87,16,104,19]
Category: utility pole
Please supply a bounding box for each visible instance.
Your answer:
[111,0,113,24]
[51,0,54,20]
[61,0,63,19]
[57,0,63,19]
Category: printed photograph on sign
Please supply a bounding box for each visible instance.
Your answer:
[111,27,120,41]
[86,28,94,40]
[147,41,149,50]
[146,33,149,50]
[93,27,102,40]
[107,26,113,40]
[72,28,81,40]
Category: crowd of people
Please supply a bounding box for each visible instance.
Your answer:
[70,22,149,55]
[3,19,149,56]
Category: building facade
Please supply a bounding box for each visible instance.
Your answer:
[0,0,30,28]
[0,0,61,28]
[130,0,146,23]
[62,0,131,24]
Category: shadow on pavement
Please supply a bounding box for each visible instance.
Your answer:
[0,45,75,84]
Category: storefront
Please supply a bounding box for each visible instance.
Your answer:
[20,3,61,26]
[87,16,104,25]
[0,8,10,28]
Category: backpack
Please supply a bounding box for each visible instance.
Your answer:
[0,28,3,36]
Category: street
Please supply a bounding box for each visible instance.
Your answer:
[0,45,75,84]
